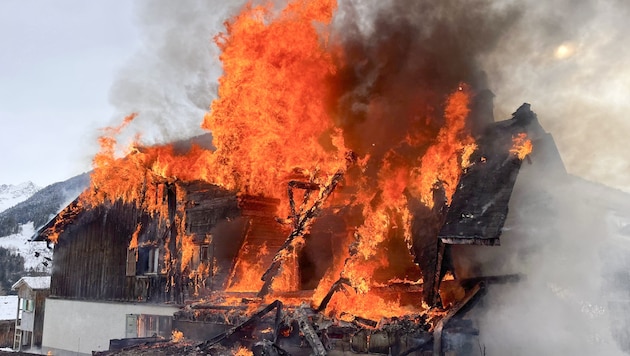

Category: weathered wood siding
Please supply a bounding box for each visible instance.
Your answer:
[50,181,242,303]
[51,201,150,301]
[33,291,47,346]
[0,320,14,348]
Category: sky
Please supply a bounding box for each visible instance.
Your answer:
[0,0,629,193]
[0,1,139,187]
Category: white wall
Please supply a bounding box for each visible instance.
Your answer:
[20,310,34,331]
[42,298,179,355]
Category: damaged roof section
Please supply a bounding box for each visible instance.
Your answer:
[439,104,542,246]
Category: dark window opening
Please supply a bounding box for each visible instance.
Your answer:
[137,247,161,275]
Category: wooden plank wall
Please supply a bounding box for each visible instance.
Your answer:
[50,181,244,303]
[51,201,151,301]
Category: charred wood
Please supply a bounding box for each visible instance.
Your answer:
[296,306,327,356]
[315,277,351,313]
[433,282,482,356]
[199,300,283,348]
[258,170,345,297]
[460,273,523,289]
[408,183,450,307]
[352,315,378,329]
[252,339,291,356]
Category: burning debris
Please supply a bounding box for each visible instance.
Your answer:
[34,0,553,354]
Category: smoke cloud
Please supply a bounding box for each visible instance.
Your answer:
[106,0,247,148]
[106,0,630,194]
[452,149,628,354]
[480,0,630,193]
[328,0,520,166]
[330,0,630,193]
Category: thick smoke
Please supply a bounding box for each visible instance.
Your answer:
[328,0,520,166]
[472,2,630,351]
[452,144,629,354]
[106,1,630,353]
[105,0,247,148]
[330,0,630,193]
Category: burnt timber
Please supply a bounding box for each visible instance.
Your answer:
[438,103,539,246]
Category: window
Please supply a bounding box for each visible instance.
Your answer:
[126,314,172,338]
[21,299,33,312]
[26,299,34,312]
[148,248,160,274]
[136,247,161,275]
[201,245,210,261]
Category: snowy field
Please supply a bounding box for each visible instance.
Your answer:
[0,223,51,273]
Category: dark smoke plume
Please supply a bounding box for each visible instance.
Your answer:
[328,0,520,162]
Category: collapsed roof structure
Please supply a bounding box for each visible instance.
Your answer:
[34,102,559,355]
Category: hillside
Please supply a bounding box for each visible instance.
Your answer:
[0,173,90,237]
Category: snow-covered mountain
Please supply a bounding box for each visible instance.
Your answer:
[0,173,90,237]
[0,174,90,280]
[0,182,39,212]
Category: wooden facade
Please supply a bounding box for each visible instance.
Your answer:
[0,320,14,348]
[43,181,241,304]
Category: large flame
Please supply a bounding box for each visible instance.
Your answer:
[202,0,347,200]
[70,0,486,321]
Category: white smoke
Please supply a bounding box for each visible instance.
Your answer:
[482,0,630,193]
[105,0,247,148]
[469,161,628,355]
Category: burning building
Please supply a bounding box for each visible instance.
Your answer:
[36,101,543,355]
[29,0,629,355]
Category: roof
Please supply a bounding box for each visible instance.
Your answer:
[11,276,51,291]
[438,104,547,245]
[0,295,18,321]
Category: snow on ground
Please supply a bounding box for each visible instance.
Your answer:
[0,223,51,273]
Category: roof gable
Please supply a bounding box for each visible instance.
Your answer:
[11,276,51,291]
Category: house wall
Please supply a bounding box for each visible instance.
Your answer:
[50,183,242,304]
[0,320,14,348]
[41,298,179,355]
[15,284,50,347]
[51,202,153,302]
[34,290,47,346]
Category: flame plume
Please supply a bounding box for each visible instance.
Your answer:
[203,0,347,200]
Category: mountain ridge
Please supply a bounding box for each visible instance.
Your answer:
[0,173,90,237]
[0,181,40,212]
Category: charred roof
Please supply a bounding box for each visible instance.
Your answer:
[438,103,561,245]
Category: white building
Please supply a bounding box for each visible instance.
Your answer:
[12,276,50,352]
[0,295,18,348]
[42,299,179,355]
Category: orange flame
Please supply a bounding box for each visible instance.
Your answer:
[202,0,346,200]
[510,133,533,160]
[410,85,475,208]
[58,0,488,322]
